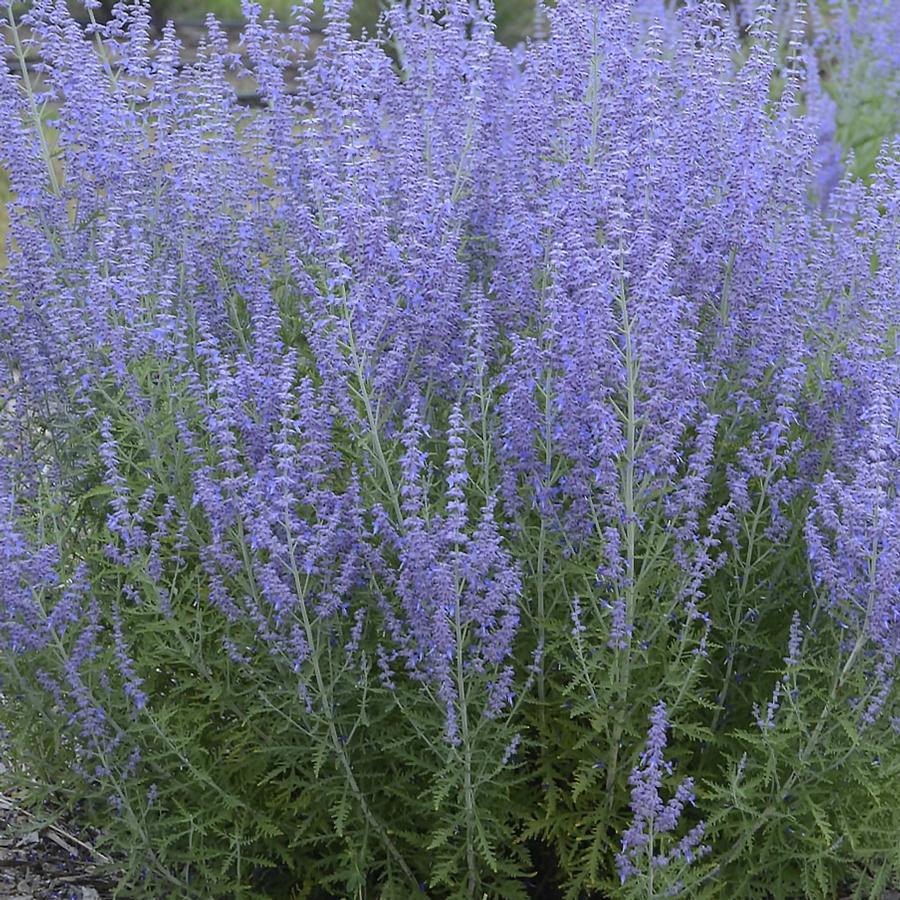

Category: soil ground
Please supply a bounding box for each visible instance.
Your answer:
[0,793,114,900]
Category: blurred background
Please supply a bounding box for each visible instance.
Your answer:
[58,0,541,45]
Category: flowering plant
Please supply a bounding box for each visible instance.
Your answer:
[1,0,899,896]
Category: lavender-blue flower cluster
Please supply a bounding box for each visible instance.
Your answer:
[2,0,899,894]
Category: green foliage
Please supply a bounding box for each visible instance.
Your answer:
[6,271,900,897]
[835,79,899,178]
[2,3,900,897]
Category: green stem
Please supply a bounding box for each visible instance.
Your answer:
[711,462,776,734]
[606,279,639,805]
[340,295,404,524]
[284,525,418,889]
[6,8,60,195]
[453,572,479,897]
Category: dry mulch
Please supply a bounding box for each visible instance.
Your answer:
[0,793,116,900]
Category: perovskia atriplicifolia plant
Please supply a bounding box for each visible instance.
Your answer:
[1,0,900,896]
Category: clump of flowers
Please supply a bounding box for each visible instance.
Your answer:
[616,702,709,893]
[1,0,900,896]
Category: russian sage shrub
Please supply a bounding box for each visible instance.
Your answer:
[1,0,899,896]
